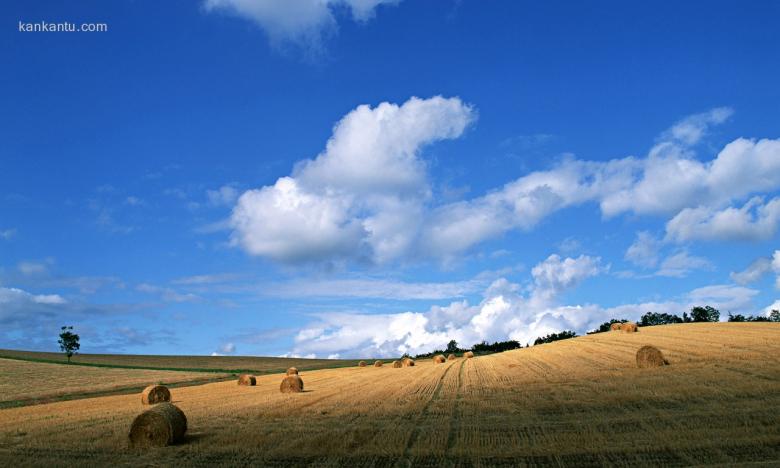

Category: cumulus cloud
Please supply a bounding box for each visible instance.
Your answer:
[203,0,400,52]
[229,102,780,266]
[530,254,605,303]
[665,197,780,242]
[230,96,475,264]
[288,255,609,357]
[288,271,761,358]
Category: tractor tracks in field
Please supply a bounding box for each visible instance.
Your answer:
[400,360,459,463]
[445,358,467,457]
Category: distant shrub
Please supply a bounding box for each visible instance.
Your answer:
[472,340,521,353]
[690,306,720,322]
[415,339,521,359]
[533,331,576,346]
[728,312,777,322]
[639,312,684,326]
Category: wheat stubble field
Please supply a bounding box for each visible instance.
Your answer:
[0,322,778,466]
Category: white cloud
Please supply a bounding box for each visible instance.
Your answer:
[773,251,780,289]
[655,251,713,278]
[660,107,733,145]
[171,273,242,285]
[203,0,400,52]
[686,284,758,314]
[288,272,760,358]
[265,277,486,300]
[0,228,15,240]
[763,300,780,316]
[18,261,49,276]
[530,254,604,303]
[229,103,780,266]
[625,231,662,268]
[207,185,240,207]
[730,257,772,285]
[136,283,200,303]
[230,96,475,264]
[0,287,66,309]
[665,197,780,242]
[289,255,607,358]
[212,342,236,356]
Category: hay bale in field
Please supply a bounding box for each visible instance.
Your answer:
[358,360,367,367]
[237,374,256,386]
[610,322,622,331]
[464,351,474,358]
[636,345,667,368]
[621,322,639,333]
[392,360,402,368]
[403,358,415,367]
[433,355,446,364]
[286,367,299,375]
[280,374,304,393]
[140,385,171,405]
[374,360,383,367]
[447,354,456,361]
[128,402,187,448]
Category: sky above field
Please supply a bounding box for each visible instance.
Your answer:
[2,1,779,358]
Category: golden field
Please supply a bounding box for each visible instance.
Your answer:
[0,358,229,407]
[0,322,778,466]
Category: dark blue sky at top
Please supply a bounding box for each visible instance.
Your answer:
[1,1,779,356]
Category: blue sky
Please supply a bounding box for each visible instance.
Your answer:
[2,0,779,358]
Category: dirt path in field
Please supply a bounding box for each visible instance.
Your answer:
[401,359,458,461]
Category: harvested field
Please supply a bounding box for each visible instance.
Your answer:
[0,358,228,407]
[0,349,362,374]
[0,323,778,466]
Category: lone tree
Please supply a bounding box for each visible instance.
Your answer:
[58,326,80,363]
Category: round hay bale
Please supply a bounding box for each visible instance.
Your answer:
[140,385,171,405]
[286,367,299,376]
[128,402,187,448]
[621,322,639,333]
[447,354,456,361]
[358,360,367,367]
[433,355,446,364]
[610,322,622,331]
[280,374,304,393]
[373,360,383,367]
[636,345,667,368]
[392,360,402,368]
[402,358,415,367]
[237,374,256,386]
[464,351,474,358]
